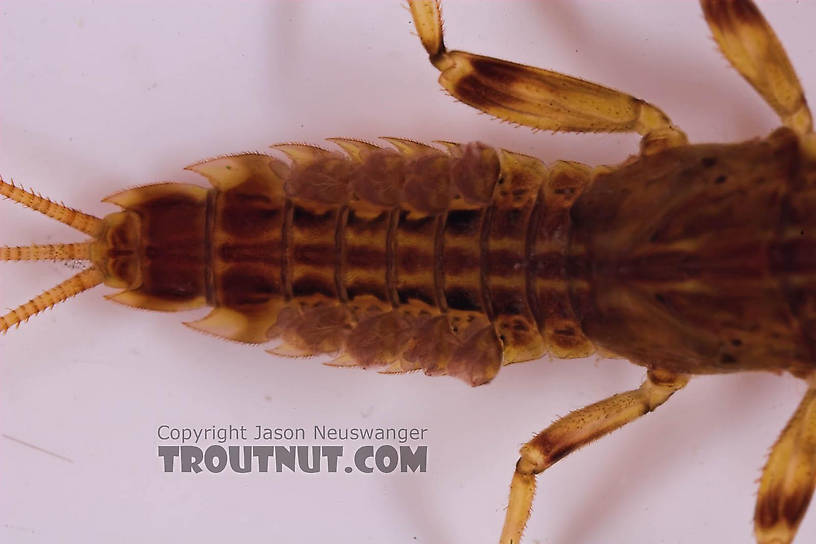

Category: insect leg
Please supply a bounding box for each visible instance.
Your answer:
[754,381,816,544]
[407,1,687,155]
[499,369,688,544]
[700,0,813,137]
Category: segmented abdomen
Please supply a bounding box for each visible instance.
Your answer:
[118,138,596,385]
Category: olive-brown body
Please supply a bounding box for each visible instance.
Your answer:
[4,2,816,543]
[94,140,596,386]
[91,126,816,386]
[572,127,816,378]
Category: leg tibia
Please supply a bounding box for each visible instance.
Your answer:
[408,0,444,62]
[755,384,816,544]
[701,0,813,136]
[499,369,688,544]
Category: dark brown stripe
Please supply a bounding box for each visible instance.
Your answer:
[446,286,481,312]
[281,198,293,300]
[218,243,282,263]
[346,280,389,303]
[490,286,528,316]
[347,209,389,231]
[220,192,282,238]
[434,213,447,312]
[526,187,544,331]
[490,207,526,238]
[601,246,767,282]
[771,237,816,363]
[446,209,481,236]
[292,204,335,230]
[479,205,495,321]
[770,239,816,273]
[335,205,349,303]
[397,285,436,307]
[530,251,568,279]
[204,189,216,305]
[386,208,400,308]
[220,266,280,307]
[442,247,481,275]
[397,246,434,275]
[345,246,386,269]
[293,243,337,268]
[399,213,436,234]
[488,248,527,277]
[292,274,336,300]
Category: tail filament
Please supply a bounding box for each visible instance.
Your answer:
[0,177,102,236]
[0,242,92,261]
[0,267,104,333]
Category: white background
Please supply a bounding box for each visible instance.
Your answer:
[2,1,816,543]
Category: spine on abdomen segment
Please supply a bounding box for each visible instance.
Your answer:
[181,139,596,386]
